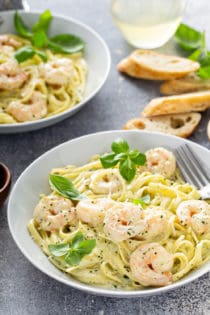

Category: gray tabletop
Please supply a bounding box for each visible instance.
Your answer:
[0,1,210,314]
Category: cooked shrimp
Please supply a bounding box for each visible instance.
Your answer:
[103,202,146,242]
[139,208,170,240]
[76,198,116,227]
[146,147,176,178]
[6,91,47,122]
[40,58,74,86]
[0,58,28,90]
[130,243,173,287]
[0,35,21,49]
[176,200,210,235]
[33,194,77,232]
[89,169,125,195]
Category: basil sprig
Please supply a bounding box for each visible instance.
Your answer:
[14,10,85,63]
[100,138,146,182]
[132,194,151,206]
[48,232,96,266]
[175,23,210,79]
[49,174,84,201]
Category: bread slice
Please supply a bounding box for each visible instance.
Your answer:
[160,73,210,95]
[142,91,210,117]
[123,113,201,138]
[207,120,210,141]
[117,50,199,80]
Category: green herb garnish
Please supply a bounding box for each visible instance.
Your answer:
[49,174,84,201]
[14,46,47,62]
[14,10,85,63]
[14,11,33,39]
[48,232,96,266]
[100,138,146,182]
[175,23,210,79]
[175,23,205,51]
[48,34,84,54]
[32,9,52,33]
[32,30,48,48]
[132,194,151,206]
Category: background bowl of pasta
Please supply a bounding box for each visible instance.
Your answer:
[7,130,210,297]
[0,10,111,133]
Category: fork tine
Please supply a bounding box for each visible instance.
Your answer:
[185,144,210,184]
[175,148,203,188]
[178,146,204,187]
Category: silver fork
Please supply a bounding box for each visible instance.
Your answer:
[175,143,210,200]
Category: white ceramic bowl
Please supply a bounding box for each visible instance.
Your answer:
[7,131,210,297]
[0,11,111,133]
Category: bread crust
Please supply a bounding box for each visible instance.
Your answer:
[207,120,210,141]
[117,50,199,80]
[160,74,210,95]
[123,113,201,138]
[142,91,210,117]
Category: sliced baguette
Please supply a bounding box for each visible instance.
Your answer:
[117,50,199,80]
[142,91,210,117]
[160,73,210,95]
[207,120,210,141]
[123,113,201,138]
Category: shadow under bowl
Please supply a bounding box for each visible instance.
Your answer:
[0,162,11,207]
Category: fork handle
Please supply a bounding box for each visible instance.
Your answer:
[199,184,210,200]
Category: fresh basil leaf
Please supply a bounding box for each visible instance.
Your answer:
[130,152,146,165]
[76,239,96,255]
[65,237,96,266]
[175,23,204,51]
[49,174,84,201]
[48,243,69,257]
[36,50,48,62]
[100,152,118,168]
[114,152,127,162]
[198,52,210,67]
[15,46,47,63]
[48,34,84,54]
[197,65,210,79]
[32,9,52,33]
[32,30,48,48]
[132,194,151,206]
[128,149,139,159]
[65,251,81,266]
[119,158,136,182]
[14,46,35,63]
[141,194,151,203]
[133,198,144,206]
[188,49,202,61]
[111,138,129,154]
[71,232,85,248]
[14,11,33,39]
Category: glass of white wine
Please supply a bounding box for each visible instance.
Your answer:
[111,0,188,49]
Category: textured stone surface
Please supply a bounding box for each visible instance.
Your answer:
[0,0,23,10]
[0,0,209,314]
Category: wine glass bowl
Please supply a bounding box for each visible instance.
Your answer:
[111,0,188,49]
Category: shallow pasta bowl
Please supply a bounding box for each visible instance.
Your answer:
[0,10,111,133]
[7,130,210,297]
